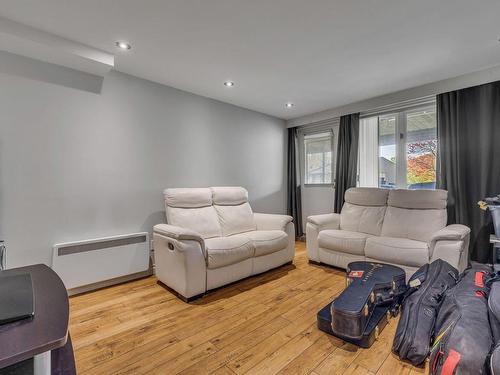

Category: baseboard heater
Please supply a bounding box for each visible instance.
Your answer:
[52,232,151,295]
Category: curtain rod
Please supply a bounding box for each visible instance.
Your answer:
[297,95,436,128]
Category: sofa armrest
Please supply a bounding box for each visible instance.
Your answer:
[306,213,340,263]
[307,213,340,230]
[154,224,205,256]
[254,213,293,231]
[429,224,470,271]
[153,224,207,299]
[428,224,470,248]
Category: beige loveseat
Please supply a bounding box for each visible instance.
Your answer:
[153,187,295,301]
[306,187,470,276]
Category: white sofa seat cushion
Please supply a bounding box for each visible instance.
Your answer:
[365,236,429,268]
[242,230,288,257]
[318,230,372,256]
[205,235,254,269]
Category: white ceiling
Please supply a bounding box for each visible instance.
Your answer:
[1,0,500,119]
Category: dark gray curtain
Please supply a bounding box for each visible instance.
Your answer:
[334,113,360,213]
[437,81,500,263]
[287,127,303,237]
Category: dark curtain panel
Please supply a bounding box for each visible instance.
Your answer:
[437,81,500,262]
[287,127,303,237]
[334,113,360,213]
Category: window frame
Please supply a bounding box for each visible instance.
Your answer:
[299,127,337,187]
[359,102,437,190]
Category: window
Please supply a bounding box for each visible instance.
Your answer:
[304,132,334,185]
[359,104,437,189]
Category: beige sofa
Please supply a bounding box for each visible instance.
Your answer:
[153,187,295,301]
[306,187,470,277]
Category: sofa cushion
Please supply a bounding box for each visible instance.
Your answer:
[318,229,372,256]
[166,206,222,239]
[164,188,212,208]
[211,187,249,205]
[364,236,429,268]
[242,230,288,257]
[344,187,389,206]
[214,202,256,236]
[381,206,447,243]
[387,189,447,209]
[205,235,254,269]
[340,203,386,236]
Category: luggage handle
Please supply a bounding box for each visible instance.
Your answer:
[431,346,444,374]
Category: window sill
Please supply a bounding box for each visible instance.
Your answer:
[304,184,334,188]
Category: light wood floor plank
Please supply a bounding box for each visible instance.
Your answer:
[69,242,425,375]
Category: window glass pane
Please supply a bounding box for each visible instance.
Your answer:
[406,108,437,189]
[378,115,396,189]
[305,132,332,184]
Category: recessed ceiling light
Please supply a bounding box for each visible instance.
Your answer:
[285,102,294,108]
[115,41,132,50]
[224,81,235,87]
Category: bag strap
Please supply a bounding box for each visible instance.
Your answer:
[485,272,500,287]
[441,349,461,375]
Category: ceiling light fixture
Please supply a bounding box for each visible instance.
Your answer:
[285,102,294,108]
[115,41,132,50]
[224,81,235,87]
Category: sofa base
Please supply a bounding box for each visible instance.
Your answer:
[309,257,420,282]
[308,259,347,274]
[156,281,206,302]
[162,260,294,303]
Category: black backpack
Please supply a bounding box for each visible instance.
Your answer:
[392,259,459,366]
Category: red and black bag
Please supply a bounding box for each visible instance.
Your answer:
[430,264,495,375]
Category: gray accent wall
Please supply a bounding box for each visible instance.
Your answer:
[0,66,286,268]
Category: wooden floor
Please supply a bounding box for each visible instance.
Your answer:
[69,242,428,375]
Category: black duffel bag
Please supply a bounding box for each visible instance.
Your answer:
[488,280,500,374]
[489,344,500,375]
[392,259,459,366]
[430,264,494,375]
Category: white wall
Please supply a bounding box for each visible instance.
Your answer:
[288,63,500,127]
[301,186,334,231]
[0,64,286,268]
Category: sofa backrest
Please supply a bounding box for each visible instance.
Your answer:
[211,187,256,236]
[340,188,389,236]
[381,189,448,242]
[164,186,256,238]
[164,188,222,238]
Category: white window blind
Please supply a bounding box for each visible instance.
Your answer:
[358,117,379,187]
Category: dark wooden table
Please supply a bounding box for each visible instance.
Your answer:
[0,264,75,374]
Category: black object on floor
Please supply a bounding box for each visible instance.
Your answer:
[317,302,392,348]
[0,273,34,325]
[317,261,406,348]
[392,259,459,366]
[330,262,406,341]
